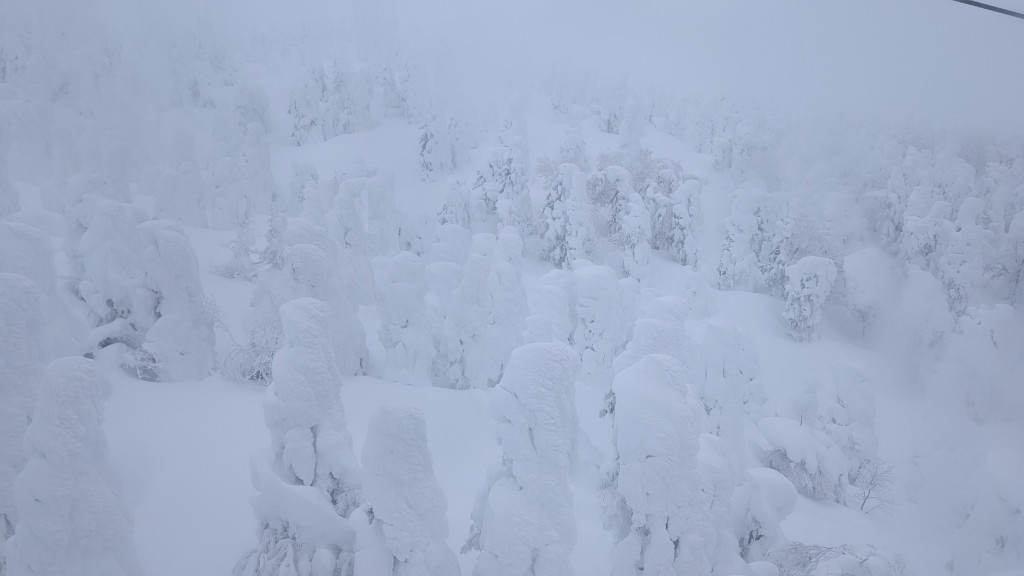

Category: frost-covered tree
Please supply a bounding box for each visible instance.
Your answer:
[655,179,702,267]
[359,407,460,576]
[758,417,848,505]
[6,357,143,576]
[483,228,528,385]
[288,161,319,217]
[601,354,709,576]
[325,177,375,305]
[323,58,373,139]
[572,262,627,389]
[148,159,209,228]
[373,252,433,384]
[538,163,595,268]
[590,165,633,240]
[947,449,1024,575]
[238,125,278,213]
[842,248,896,338]
[718,186,774,291]
[886,266,955,361]
[1007,212,1024,306]
[210,157,247,230]
[0,274,46,575]
[618,193,651,279]
[0,132,17,218]
[696,321,766,450]
[730,468,798,562]
[437,242,492,389]
[899,200,953,275]
[475,139,532,235]
[288,65,328,146]
[67,194,214,381]
[560,123,589,171]
[236,298,362,576]
[938,198,993,315]
[860,188,904,252]
[536,124,590,184]
[343,172,399,258]
[212,198,257,281]
[528,270,576,345]
[418,113,462,181]
[136,220,216,382]
[466,342,580,576]
[0,222,83,356]
[237,215,368,384]
[613,296,699,375]
[783,256,838,342]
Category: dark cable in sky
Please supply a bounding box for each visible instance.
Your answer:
[950,0,1024,19]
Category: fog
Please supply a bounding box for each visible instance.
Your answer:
[9,0,1022,133]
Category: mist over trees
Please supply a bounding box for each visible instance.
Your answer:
[0,1,1022,576]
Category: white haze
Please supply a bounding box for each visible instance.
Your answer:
[1,0,1022,575]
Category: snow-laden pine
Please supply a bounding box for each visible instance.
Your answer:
[466,342,580,576]
[0,274,47,575]
[6,357,143,576]
[601,354,711,576]
[358,406,460,576]
[236,298,362,576]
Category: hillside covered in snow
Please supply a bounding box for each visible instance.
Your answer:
[1,1,1023,576]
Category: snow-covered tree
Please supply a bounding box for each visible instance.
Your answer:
[0,222,83,356]
[601,354,709,576]
[437,244,492,389]
[528,270,576,345]
[887,266,955,361]
[288,65,328,146]
[212,198,257,281]
[1007,212,1024,306]
[136,220,216,382]
[718,186,774,291]
[538,163,595,268]
[288,161,319,217]
[210,157,247,230]
[730,468,798,562]
[572,262,627,389]
[613,295,701,375]
[359,407,460,576]
[783,256,838,342]
[238,220,368,384]
[938,199,993,315]
[618,193,651,279]
[590,165,633,240]
[475,139,532,235]
[373,252,433,384]
[6,357,143,576]
[0,274,47,575]
[899,200,954,275]
[758,416,848,505]
[842,248,896,338]
[536,124,590,184]
[0,132,17,218]
[235,298,362,576]
[150,160,209,228]
[349,172,399,258]
[654,179,702,267]
[696,321,766,450]
[860,188,904,252]
[67,192,214,381]
[466,342,580,576]
[560,123,589,172]
[483,228,528,384]
[418,113,461,181]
